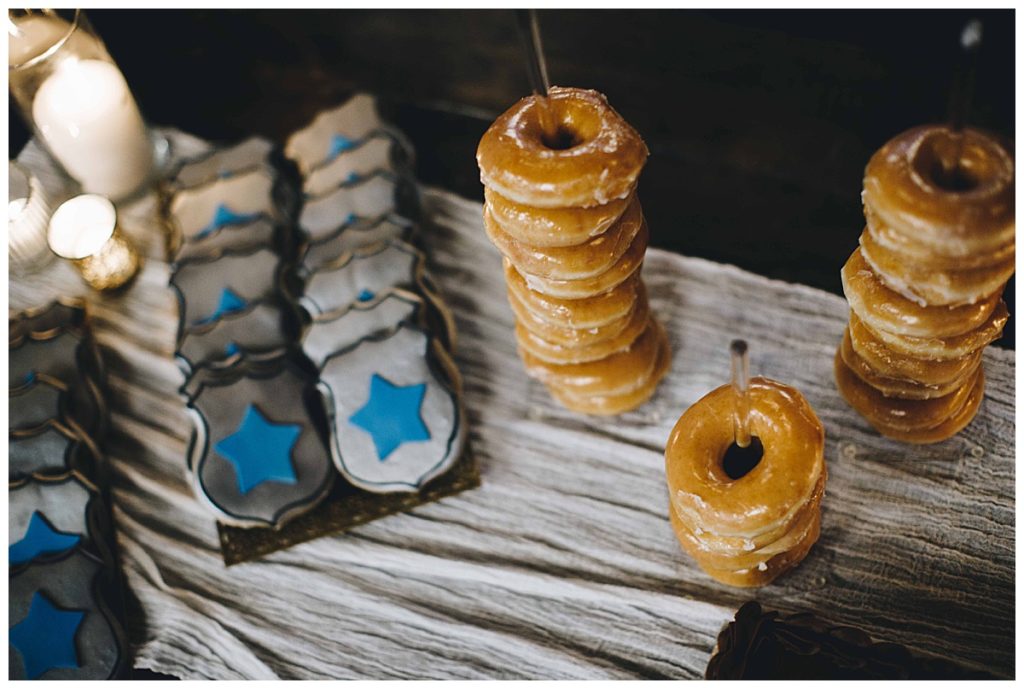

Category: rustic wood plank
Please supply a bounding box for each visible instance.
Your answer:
[10,134,1013,679]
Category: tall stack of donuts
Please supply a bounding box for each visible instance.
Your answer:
[835,125,1014,443]
[477,87,670,415]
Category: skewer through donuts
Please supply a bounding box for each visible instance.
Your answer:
[835,125,1014,443]
[477,87,670,414]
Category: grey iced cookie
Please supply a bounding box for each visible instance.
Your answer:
[186,356,334,528]
[285,93,384,175]
[298,171,419,241]
[10,376,65,433]
[10,421,99,479]
[171,136,275,191]
[9,472,106,570]
[173,214,280,262]
[9,548,127,680]
[171,246,282,332]
[169,167,280,243]
[176,299,294,376]
[303,289,428,369]
[318,322,465,493]
[300,214,416,276]
[303,134,411,197]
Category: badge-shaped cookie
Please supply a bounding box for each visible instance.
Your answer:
[10,421,99,479]
[303,289,430,369]
[176,299,295,376]
[186,355,334,528]
[171,137,275,190]
[9,548,127,680]
[171,246,282,330]
[300,214,416,276]
[304,135,411,197]
[169,167,280,243]
[9,300,85,345]
[10,375,66,433]
[298,171,419,241]
[173,214,279,262]
[9,472,106,569]
[318,322,465,493]
[285,93,384,175]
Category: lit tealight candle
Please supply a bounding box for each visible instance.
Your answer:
[48,194,141,291]
[8,161,53,274]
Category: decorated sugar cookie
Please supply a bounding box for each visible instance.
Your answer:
[284,93,384,175]
[185,355,334,528]
[303,289,432,369]
[10,375,66,433]
[9,548,127,680]
[176,299,294,376]
[169,167,279,243]
[298,172,418,241]
[318,322,465,493]
[171,247,282,330]
[172,136,275,190]
[301,214,416,275]
[174,214,279,262]
[10,421,99,479]
[9,472,105,569]
[304,135,410,197]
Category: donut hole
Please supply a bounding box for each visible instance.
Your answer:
[913,131,984,193]
[722,436,764,480]
[542,125,584,151]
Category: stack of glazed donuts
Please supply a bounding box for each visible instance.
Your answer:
[665,377,826,587]
[476,87,670,415]
[835,125,1014,443]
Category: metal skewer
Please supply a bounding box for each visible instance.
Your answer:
[945,18,982,183]
[515,9,556,139]
[730,339,752,449]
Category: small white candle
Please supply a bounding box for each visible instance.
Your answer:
[32,58,154,200]
[7,162,53,272]
[48,194,140,290]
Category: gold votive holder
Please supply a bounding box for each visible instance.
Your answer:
[47,194,141,291]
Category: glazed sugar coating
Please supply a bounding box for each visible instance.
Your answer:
[664,377,826,587]
[476,87,669,415]
[836,124,1013,443]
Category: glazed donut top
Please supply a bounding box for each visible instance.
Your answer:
[665,378,824,538]
[477,87,649,209]
[863,125,1014,256]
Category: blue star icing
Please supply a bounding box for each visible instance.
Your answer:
[357,289,375,302]
[327,134,355,161]
[9,512,81,566]
[10,592,84,679]
[349,374,430,461]
[195,287,247,326]
[345,212,358,225]
[346,172,361,184]
[214,405,301,494]
[196,204,260,239]
[225,341,240,356]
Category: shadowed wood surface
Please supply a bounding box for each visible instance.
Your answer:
[10,134,1014,679]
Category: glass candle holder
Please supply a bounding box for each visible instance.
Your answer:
[8,160,55,274]
[8,9,156,201]
[48,194,141,291]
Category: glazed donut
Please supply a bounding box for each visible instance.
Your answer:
[862,125,1014,258]
[484,195,643,280]
[518,221,648,300]
[515,307,650,365]
[507,285,649,348]
[840,328,979,400]
[856,301,1008,362]
[548,325,670,415]
[859,227,1014,306]
[520,318,663,397]
[484,186,635,248]
[477,87,649,208]
[504,259,641,329]
[665,378,825,538]
[847,313,984,384]
[842,248,1000,339]
[834,350,984,441]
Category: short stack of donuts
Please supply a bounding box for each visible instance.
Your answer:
[664,378,826,587]
[835,125,1014,443]
[477,87,670,415]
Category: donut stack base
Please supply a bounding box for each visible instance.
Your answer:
[664,378,826,588]
[835,125,1013,444]
[476,87,670,415]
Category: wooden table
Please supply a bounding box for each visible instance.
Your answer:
[11,133,1014,679]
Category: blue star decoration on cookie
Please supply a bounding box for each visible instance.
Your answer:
[197,204,260,239]
[10,591,85,679]
[349,374,430,461]
[199,287,247,325]
[327,134,355,161]
[9,512,81,566]
[214,405,301,494]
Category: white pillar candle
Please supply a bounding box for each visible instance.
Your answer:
[32,58,154,200]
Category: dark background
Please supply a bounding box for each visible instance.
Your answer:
[10,9,1015,348]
